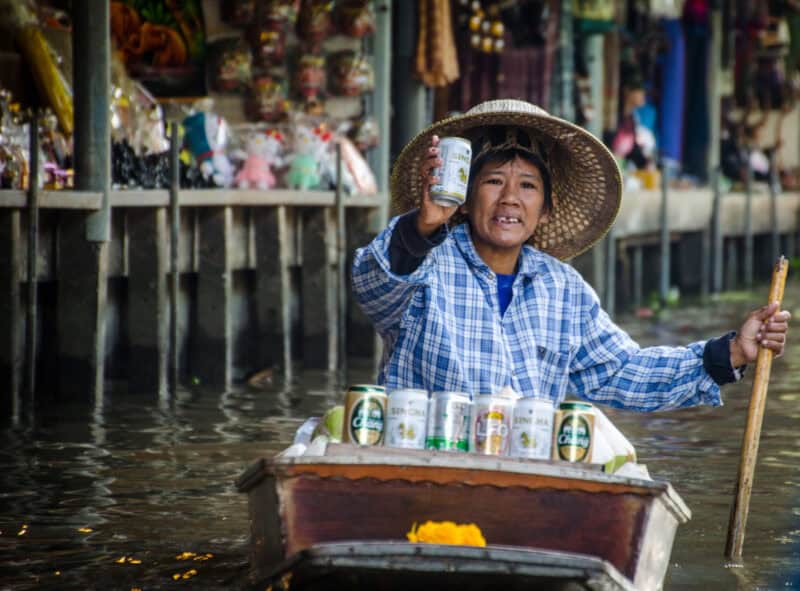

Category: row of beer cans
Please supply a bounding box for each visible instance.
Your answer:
[341,384,595,462]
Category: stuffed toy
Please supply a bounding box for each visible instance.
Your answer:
[286,122,332,190]
[235,129,284,190]
[182,109,235,187]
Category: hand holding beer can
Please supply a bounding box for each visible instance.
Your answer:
[429,137,472,207]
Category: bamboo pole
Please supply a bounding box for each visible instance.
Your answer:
[725,255,790,560]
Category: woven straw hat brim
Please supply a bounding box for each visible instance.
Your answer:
[390,101,622,261]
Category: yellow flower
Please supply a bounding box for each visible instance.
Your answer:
[406,521,486,547]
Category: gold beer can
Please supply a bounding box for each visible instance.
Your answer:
[342,384,388,445]
[552,401,595,463]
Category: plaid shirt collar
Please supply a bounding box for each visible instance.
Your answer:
[451,223,545,280]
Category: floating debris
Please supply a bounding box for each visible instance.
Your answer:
[114,556,142,565]
[173,568,198,580]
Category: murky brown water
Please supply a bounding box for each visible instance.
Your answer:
[1,283,799,590]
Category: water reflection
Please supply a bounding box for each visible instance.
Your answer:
[1,286,799,589]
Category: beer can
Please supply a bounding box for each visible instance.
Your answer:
[552,401,595,463]
[471,394,513,456]
[510,397,555,460]
[342,384,388,446]
[430,137,472,207]
[385,388,429,449]
[425,391,472,451]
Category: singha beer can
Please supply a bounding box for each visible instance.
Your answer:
[510,397,555,460]
[552,401,595,463]
[385,389,429,449]
[426,391,472,451]
[471,394,513,456]
[430,137,472,206]
[342,385,387,446]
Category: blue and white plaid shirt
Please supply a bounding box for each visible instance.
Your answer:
[352,215,722,411]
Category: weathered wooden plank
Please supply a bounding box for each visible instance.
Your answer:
[57,211,109,398]
[346,209,377,360]
[127,208,168,394]
[195,207,233,386]
[302,208,336,369]
[0,211,21,413]
[255,206,293,372]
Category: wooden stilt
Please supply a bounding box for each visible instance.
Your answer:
[255,206,293,374]
[0,211,21,416]
[196,207,233,386]
[302,208,337,370]
[127,207,169,394]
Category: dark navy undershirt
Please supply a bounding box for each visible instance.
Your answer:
[387,209,743,386]
[496,272,516,316]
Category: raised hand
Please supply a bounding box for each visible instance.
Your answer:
[417,135,460,237]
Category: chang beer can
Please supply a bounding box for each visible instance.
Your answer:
[342,385,388,446]
[552,401,595,463]
[471,394,514,456]
[430,137,472,207]
[425,391,472,451]
[510,397,555,460]
[385,388,429,449]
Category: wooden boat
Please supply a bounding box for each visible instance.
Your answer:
[236,443,691,590]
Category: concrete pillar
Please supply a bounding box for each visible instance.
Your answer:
[302,208,337,370]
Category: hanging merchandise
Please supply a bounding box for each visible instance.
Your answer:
[337,134,377,195]
[294,53,327,101]
[416,0,460,87]
[110,0,207,98]
[246,75,291,122]
[296,0,334,50]
[248,19,288,68]
[220,0,255,27]
[1,0,73,135]
[328,50,374,96]
[207,37,253,93]
[461,0,505,54]
[234,128,285,190]
[335,0,376,38]
[348,115,380,152]
[264,0,301,24]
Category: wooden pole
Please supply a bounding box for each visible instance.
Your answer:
[169,122,180,391]
[725,255,790,560]
[26,113,39,399]
[335,143,347,375]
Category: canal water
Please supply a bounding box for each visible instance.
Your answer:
[1,283,799,590]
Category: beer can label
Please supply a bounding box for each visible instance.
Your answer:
[430,137,472,207]
[553,407,595,462]
[510,398,554,460]
[343,385,387,446]
[385,389,429,449]
[425,392,471,452]
[471,395,513,456]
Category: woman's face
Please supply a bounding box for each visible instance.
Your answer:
[461,155,549,262]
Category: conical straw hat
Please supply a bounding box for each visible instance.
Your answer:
[390,99,622,260]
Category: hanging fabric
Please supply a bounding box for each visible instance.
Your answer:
[415,0,460,88]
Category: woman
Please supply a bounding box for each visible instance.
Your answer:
[351,99,790,409]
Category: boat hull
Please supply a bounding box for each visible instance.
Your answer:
[237,444,690,590]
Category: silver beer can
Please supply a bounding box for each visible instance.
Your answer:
[510,397,554,460]
[430,137,472,207]
[425,391,472,452]
[385,388,429,449]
